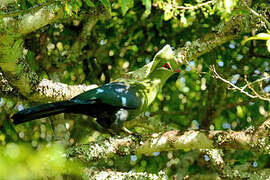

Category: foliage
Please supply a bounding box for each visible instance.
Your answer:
[0,143,81,179]
[0,0,269,179]
[242,30,270,52]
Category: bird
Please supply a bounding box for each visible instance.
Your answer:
[12,45,180,134]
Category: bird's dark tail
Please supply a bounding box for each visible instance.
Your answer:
[12,101,77,125]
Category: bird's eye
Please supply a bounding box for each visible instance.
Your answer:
[162,63,171,70]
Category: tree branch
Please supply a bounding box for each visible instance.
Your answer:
[243,0,270,29]
[83,168,167,180]
[174,0,258,64]
[202,149,225,176]
[69,16,99,62]
[67,119,270,162]
[0,37,98,101]
[0,1,63,35]
[0,70,20,97]
[190,168,270,179]
[201,148,270,179]
[34,79,98,102]
[0,0,16,7]
[0,2,105,101]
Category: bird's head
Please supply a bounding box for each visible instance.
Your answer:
[160,62,181,73]
[125,45,181,81]
[151,45,181,74]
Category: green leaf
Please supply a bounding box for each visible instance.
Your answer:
[120,0,129,15]
[76,0,83,7]
[267,39,270,52]
[84,0,95,7]
[64,3,73,16]
[99,0,111,14]
[142,0,151,14]
[236,106,244,118]
[145,0,151,14]
[242,33,270,45]
[164,9,172,21]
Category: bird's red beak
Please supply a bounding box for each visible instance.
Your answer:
[174,69,181,73]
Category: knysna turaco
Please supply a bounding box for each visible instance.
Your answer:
[12,45,180,133]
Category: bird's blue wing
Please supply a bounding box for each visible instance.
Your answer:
[71,82,142,109]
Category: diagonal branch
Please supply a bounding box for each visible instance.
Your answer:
[0,1,63,35]
[174,0,256,64]
[69,16,99,62]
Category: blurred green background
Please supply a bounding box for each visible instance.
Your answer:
[0,0,270,179]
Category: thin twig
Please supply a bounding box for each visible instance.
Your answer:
[210,65,270,102]
[244,76,270,102]
[248,74,270,85]
[209,65,257,98]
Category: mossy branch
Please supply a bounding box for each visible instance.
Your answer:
[69,16,99,62]
[0,71,20,97]
[174,0,259,64]
[0,2,63,35]
[0,36,98,101]
[201,149,270,179]
[66,119,270,162]
[83,167,167,180]
[0,1,104,101]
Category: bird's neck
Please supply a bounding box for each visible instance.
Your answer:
[142,69,175,106]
